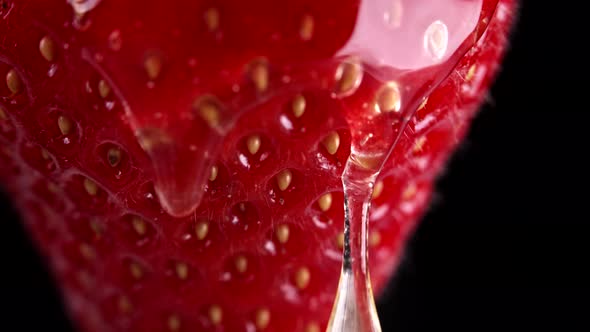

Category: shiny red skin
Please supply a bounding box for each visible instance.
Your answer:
[0,1,515,331]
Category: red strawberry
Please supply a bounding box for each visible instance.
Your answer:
[0,1,515,331]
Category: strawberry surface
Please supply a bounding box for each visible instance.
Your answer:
[0,1,515,331]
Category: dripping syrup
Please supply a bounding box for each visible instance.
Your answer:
[327,1,495,330]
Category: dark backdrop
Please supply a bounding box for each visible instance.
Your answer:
[2,1,588,331]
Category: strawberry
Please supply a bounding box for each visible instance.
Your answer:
[0,1,515,331]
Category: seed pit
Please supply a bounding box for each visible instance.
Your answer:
[121,214,157,247]
[268,223,307,257]
[64,174,108,210]
[95,142,133,183]
[237,134,273,169]
[107,147,122,167]
[226,202,261,234]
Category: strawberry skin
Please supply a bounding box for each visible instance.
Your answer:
[0,1,515,332]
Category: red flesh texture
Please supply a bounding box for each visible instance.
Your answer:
[0,1,515,332]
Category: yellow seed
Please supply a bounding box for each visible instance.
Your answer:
[195,219,209,240]
[0,107,7,121]
[246,135,261,155]
[39,36,56,62]
[76,270,93,289]
[168,314,181,331]
[194,96,222,129]
[305,322,321,332]
[129,262,143,279]
[83,178,98,196]
[107,147,122,167]
[317,193,333,212]
[131,216,147,236]
[208,305,223,325]
[57,115,73,135]
[466,64,477,82]
[47,181,60,193]
[355,154,381,170]
[321,131,340,155]
[300,14,315,41]
[108,30,123,51]
[137,127,173,152]
[41,148,51,160]
[336,232,344,249]
[118,295,132,314]
[209,165,218,181]
[291,94,306,118]
[234,255,248,274]
[79,243,96,260]
[294,267,311,290]
[175,262,189,280]
[276,169,293,191]
[334,58,362,96]
[275,224,290,244]
[375,81,402,113]
[402,182,417,200]
[89,218,103,237]
[204,8,220,31]
[6,69,23,94]
[369,231,381,247]
[255,308,271,330]
[372,181,384,199]
[418,97,429,111]
[144,54,163,80]
[98,79,111,98]
[413,136,427,153]
[249,60,269,93]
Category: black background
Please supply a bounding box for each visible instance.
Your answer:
[2,1,588,331]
